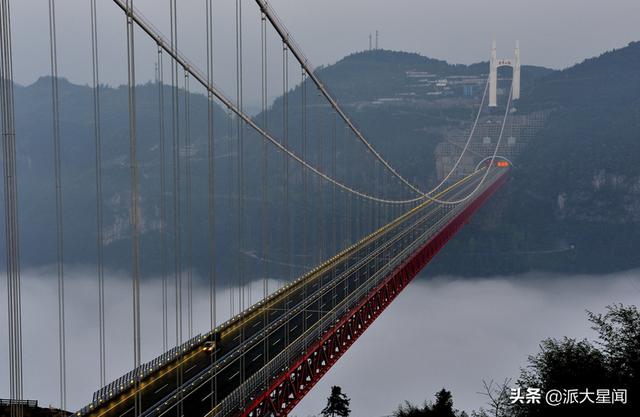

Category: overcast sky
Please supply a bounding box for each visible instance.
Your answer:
[8,0,640,107]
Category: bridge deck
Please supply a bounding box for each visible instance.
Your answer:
[78,168,507,417]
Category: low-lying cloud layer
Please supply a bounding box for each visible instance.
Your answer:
[1,268,639,415]
[0,266,281,410]
[293,271,640,417]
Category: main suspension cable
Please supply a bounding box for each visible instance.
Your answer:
[253,0,488,200]
[429,77,490,194]
[429,85,514,205]
[106,1,413,205]
[254,0,498,205]
[184,69,193,339]
[112,0,493,206]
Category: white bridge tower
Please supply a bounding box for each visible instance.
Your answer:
[489,40,520,107]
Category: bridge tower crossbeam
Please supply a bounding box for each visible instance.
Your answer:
[490,40,520,107]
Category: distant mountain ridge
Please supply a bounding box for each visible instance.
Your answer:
[309,48,552,103]
[3,42,639,278]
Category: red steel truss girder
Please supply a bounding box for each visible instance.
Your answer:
[240,173,508,417]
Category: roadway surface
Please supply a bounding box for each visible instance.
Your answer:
[81,168,506,417]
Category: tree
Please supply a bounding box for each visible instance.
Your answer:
[472,379,512,417]
[395,401,427,417]
[321,386,351,417]
[588,303,640,393]
[588,304,640,412]
[394,389,465,417]
[512,304,639,417]
[431,389,457,417]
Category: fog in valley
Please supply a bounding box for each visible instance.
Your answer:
[1,268,638,415]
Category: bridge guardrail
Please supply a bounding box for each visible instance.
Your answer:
[77,332,207,416]
[0,399,38,408]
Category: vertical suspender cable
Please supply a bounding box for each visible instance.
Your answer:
[205,0,217,407]
[356,196,361,244]
[0,1,24,416]
[234,0,241,315]
[302,70,308,269]
[331,112,336,255]
[345,127,351,249]
[124,2,142,417]
[47,1,67,412]
[371,166,376,232]
[331,111,337,318]
[373,163,377,230]
[234,0,246,390]
[281,41,290,362]
[157,44,168,353]
[370,165,375,232]
[317,91,324,264]
[227,107,234,317]
[301,68,308,338]
[344,126,351,295]
[89,0,107,387]
[260,11,269,373]
[169,1,183,415]
[282,44,290,283]
[380,164,383,226]
[184,70,193,339]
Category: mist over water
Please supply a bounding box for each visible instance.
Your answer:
[1,268,638,415]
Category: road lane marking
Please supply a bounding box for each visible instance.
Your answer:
[120,407,134,417]
[153,384,168,394]
[228,371,240,381]
[201,391,214,402]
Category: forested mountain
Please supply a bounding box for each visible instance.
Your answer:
[434,41,640,275]
[4,41,639,281]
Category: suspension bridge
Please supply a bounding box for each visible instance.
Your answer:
[1,1,515,417]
